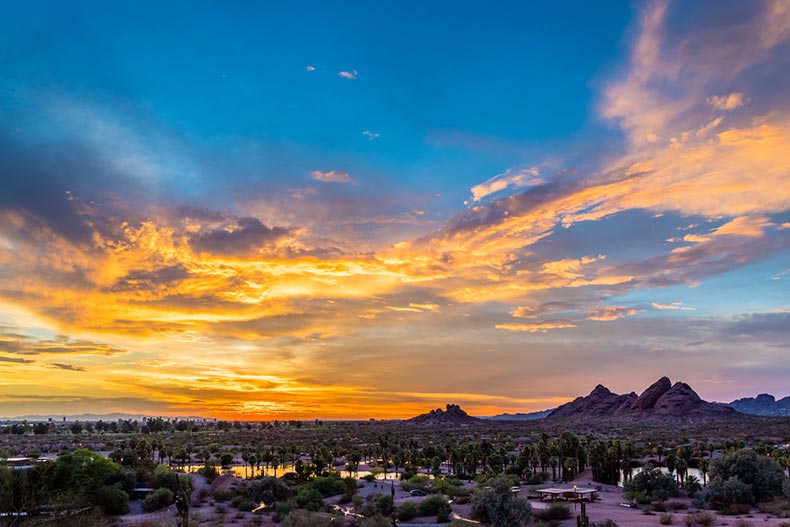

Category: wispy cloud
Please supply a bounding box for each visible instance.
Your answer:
[306,65,316,72]
[469,167,542,202]
[310,170,354,183]
[338,69,358,80]
[495,322,577,333]
[652,302,696,311]
[586,306,642,321]
[707,92,746,111]
[362,130,380,140]
[49,363,86,372]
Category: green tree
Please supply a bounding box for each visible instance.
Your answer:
[708,448,786,504]
[470,475,532,527]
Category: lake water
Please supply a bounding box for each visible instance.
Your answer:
[618,466,705,487]
[180,463,403,480]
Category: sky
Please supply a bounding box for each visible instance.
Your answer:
[0,0,788,420]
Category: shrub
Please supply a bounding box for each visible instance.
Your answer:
[295,486,324,509]
[142,487,174,512]
[594,520,619,527]
[281,510,335,527]
[273,500,295,522]
[470,475,532,527]
[536,503,571,521]
[311,475,346,497]
[361,515,392,527]
[733,520,752,527]
[92,484,130,515]
[721,503,751,515]
[624,465,679,503]
[401,474,431,492]
[660,513,674,525]
[248,477,290,504]
[706,477,754,510]
[709,449,786,503]
[375,494,394,515]
[397,501,418,521]
[421,494,452,522]
[213,489,233,502]
[419,494,451,518]
[684,512,715,527]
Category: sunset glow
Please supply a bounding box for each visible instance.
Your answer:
[0,0,788,419]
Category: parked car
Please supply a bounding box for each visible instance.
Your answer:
[409,490,426,496]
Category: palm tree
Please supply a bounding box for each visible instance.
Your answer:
[272,455,280,478]
[620,458,633,483]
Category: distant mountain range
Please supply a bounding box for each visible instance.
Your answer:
[483,409,555,421]
[728,394,790,416]
[2,412,210,422]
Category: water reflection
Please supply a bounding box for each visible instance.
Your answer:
[179,463,404,480]
[618,466,705,487]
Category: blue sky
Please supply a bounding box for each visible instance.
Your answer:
[0,0,788,418]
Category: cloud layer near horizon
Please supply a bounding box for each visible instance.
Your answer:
[0,0,788,419]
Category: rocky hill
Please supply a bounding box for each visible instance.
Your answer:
[547,377,738,422]
[407,404,482,425]
[729,394,790,416]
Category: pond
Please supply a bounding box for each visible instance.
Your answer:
[618,466,705,487]
[179,463,404,480]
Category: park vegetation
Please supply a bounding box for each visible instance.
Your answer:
[1,416,789,525]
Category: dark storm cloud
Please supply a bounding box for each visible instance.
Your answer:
[0,131,100,243]
[188,217,292,256]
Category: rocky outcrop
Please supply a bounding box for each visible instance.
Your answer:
[408,404,482,425]
[729,394,790,416]
[635,376,672,410]
[547,377,739,422]
[548,384,637,419]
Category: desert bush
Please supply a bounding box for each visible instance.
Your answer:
[660,513,674,524]
[397,501,418,521]
[470,475,533,527]
[93,484,130,515]
[281,510,335,527]
[273,500,295,522]
[720,503,751,515]
[536,503,572,521]
[401,474,431,492]
[594,520,619,527]
[705,477,754,510]
[361,515,392,527]
[213,489,233,502]
[625,464,680,503]
[733,520,752,527]
[757,499,790,518]
[419,494,451,520]
[142,487,175,512]
[709,449,786,503]
[684,511,715,527]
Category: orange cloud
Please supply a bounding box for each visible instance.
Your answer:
[495,322,577,333]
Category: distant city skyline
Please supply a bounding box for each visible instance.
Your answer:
[0,0,788,419]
